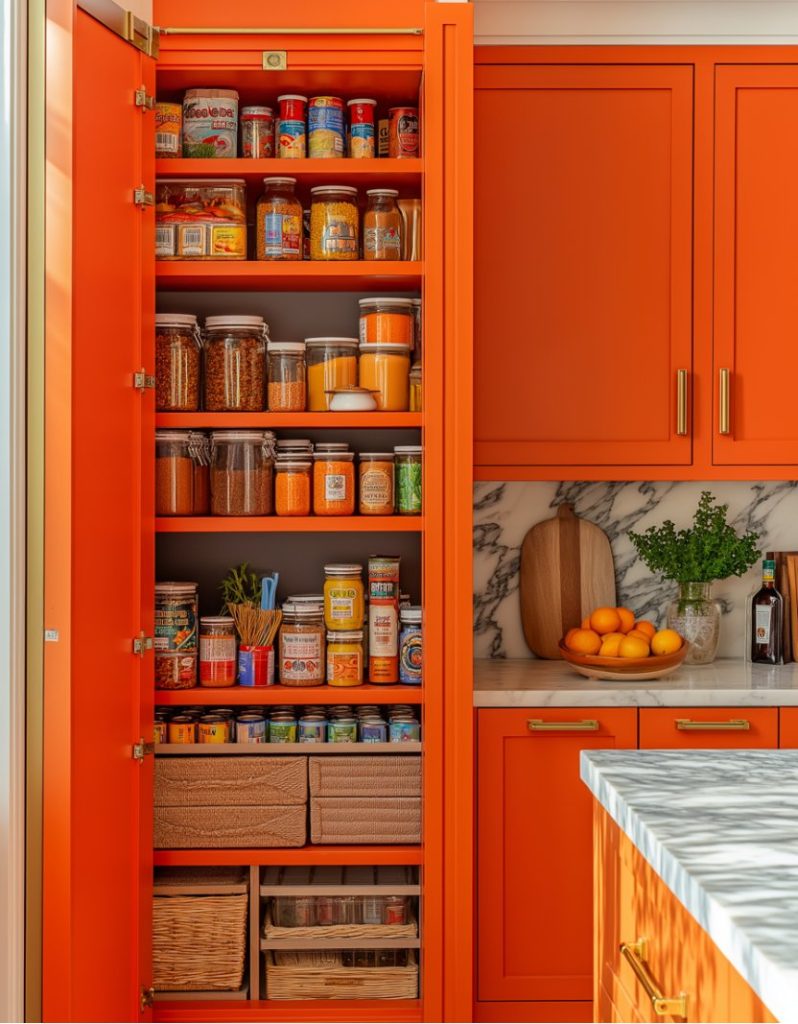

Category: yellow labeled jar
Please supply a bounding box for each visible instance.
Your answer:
[323,564,365,630]
[326,630,364,687]
[358,343,410,411]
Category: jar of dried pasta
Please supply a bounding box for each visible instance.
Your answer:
[155,313,201,411]
[156,430,194,516]
[279,601,325,686]
[275,459,311,516]
[305,338,358,411]
[256,177,302,261]
[358,343,410,411]
[203,315,268,411]
[267,341,306,411]
[358,452,395,515]
[363,189,402,261]
[309,185,359,260]
[313,448,355,516]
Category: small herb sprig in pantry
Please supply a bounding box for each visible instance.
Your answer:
[219,561,262,609]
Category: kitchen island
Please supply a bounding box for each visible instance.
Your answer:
[581,749,798,1023]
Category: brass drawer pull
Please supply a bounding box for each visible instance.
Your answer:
[676,369,688,435]
[527,719,599,732]
[719,367,731,435]
[675,718,750,732]
[620,939,688,1019]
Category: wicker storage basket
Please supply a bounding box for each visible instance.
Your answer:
[309,755,421,799]
[264,949,418,1000]
[153,868,248,993]
[155,805,306,849]
[262,907,418,942]
[310,797,421,844]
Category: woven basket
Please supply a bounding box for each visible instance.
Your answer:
[154,805,306,849]
[262,907,417,942]
[264,949,418,1000]
[311,796,421,844]
[309,756,421,799]
[156,756,307,807]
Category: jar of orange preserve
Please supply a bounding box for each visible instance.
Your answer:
[313,449,355,516]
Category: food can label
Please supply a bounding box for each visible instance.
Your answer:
[308,99,345,157]
[200,635,236,663]
[239,646,275,687]
[177,223,207,257]
[182,95,238,157]
[349,123,375,159]
[320,218,358,257]
[325,473,348,502]
[278,120,306,157]
[236,717,267,743]
[360,468,393,510]
[269,720,297,743]
[153,720,168,743]
[328,588,357,623]
[198,720,229,744]
[155,223,176,258]
[390,719,420,742]
[360,721,387,743]
[168,721,196,743]
[397,462,422,514]
[364,225,402,258]
[210,223,246,258]
[281,631,323,681]
[399,627,423,684]
[369,605,398,658]
[155,596,197,652]
[378,119,390,157]
[328,721,358,743]
[390,110,419,158]
[263,212,301,258]
[298,719,326,743]
[327,649,362,684]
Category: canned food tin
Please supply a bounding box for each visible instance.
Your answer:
[328,718,358,743]
[368,557,400,684]
[308,96,345,158]
[168,715,196,744]
[269,717,298,743]
[241,106,275,158]
[347,98,376,158]
[388,107,419,159]
[277,95,307,158]
[390,717,420,743]
[359,718,388,743]
[155,582,198,690]
[182,88,239,158]
[298,716,327,743]
[155,102,182,158]
[198,715,230,743]
[153,719,168,744]
[236,713,268,743]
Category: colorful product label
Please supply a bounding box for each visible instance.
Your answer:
[399,626,423,684]
[349,122,375,159]
[308,99,345,157]
[364,225,402,259]
[325,473,348,502]
[155,596,197,652]
[280,631,323,682]
[263,212,301,258]
[182,95,238,158]
[277,120,306,157]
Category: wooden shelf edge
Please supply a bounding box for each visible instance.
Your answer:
[155,685,423,705]
[154,998,423,1023]
[156,516,423,533]
[154,846,424,868]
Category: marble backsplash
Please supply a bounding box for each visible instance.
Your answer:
[474,481,798,660]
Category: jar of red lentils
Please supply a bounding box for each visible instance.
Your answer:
[267,341,306,411]
[313,447,355,516]
[275,459,312,516]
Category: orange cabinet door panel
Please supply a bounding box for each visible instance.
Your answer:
[474,65,693,468]
[477,707,637,1002]
[714,66,798,464]
[639,707,777,749]
[779,708,798,746]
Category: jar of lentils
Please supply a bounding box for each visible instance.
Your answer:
[203,315,267,411]
[267,341,306,412]
[155,313,201,411]
[210,430,275,516]
[309,185,359,261]
[156,430,194,516]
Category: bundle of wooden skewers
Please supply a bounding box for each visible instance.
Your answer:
[226,602,281,648]
[220,562,282,647]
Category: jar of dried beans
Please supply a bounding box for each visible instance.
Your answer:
[256,177,302,261]
[267,341,306,411]
[305,337,358,411]
[363,189,402,261]
[188,431,211,514]
[313,448,355,516]
[274,459,312,516]
[203,315,268,412]
[309,186,359,261]
[210,430,275,516]
[279,601,325,686]
[155,313,201,411]
[156,430,194,516]
[358,452,395,515]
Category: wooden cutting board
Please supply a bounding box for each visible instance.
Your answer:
[520,503,617,659]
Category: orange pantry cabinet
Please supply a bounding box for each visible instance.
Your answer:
[474,64,693,470]
[477,708,637,1013]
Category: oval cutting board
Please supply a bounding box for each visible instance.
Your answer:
[520,503,617,659]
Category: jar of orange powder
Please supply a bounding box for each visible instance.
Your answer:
[275,459,311,516]
[313,447,355,516]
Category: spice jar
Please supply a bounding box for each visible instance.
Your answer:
[155,314,201,411]
[210,430,275,516]
[409,362,422,412]
[203,315,267,411]
[394,445,422,515]
[324,564,365,630]
[363,189,402,261]
[256,177,302,261]
[313,450,355,516]
[358,344,410,411]
[359,453,395,515]
[155,582,198,690]
[309,186,359,261]
[267,341,306,411]
[188,431,211,515]
[199,616,237,687]
[305,338,358,411]
[327,630,365,687]
[279,601,325,686]
[156,430,194,516]
[275,459,312,517]
[358,298,415,347]
[347,98,376,158]
[241,106,274,158]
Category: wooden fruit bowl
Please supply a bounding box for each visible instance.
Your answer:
[557,639,689,681]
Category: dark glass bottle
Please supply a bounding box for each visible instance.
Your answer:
[751,556,783,665]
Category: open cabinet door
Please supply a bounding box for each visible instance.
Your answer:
[51,9,155,1021]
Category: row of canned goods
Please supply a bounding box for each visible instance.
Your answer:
[156,434,423,518]
[157,90,419,160]
[155,704,422,745]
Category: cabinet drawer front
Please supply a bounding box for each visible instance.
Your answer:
[639,707,777,748]
[779,707,798,747]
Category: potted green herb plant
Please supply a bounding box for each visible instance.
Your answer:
[628,491,760,664]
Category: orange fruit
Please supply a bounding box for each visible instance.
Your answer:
[590,607,622,635]
[651,629,683,656]
[581,616,592,630]
[634,620,656,639]
[564,627,579,647]
[616,607,635,634]
[565,628,602,656]
[599,635,623,657]
[618,636,651,659]
[627,629,651,644]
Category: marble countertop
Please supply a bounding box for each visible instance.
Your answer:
[581,749,798,1023]
[474,657,798,706]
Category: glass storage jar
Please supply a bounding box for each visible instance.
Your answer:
[279,601,326,686]
[326,630,364,686]
[358,298,414,347]
[309,185,359,260]
[395,445,422,514]
[411,298,422,360]
[358,343,410,411]
[256,177,302,261]
[155,313,201,411]
[199,616,237,687]
[267,341,306,411]
[210,430,275,516]
[156,430,194,516]
[313,450,355,516]
[274,459,312,516]
[203,315,268,412]
[155,582,198,689]
[358,452,395,515]
[305,338,358,411]
[363,189,402,261]
[323,564,365,630]
[188,431,211,515]
[409,362,422,412]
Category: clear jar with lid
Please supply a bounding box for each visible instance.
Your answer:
[363,189,402,261]
[279,601,326,686]
[309,186,359,261]
[203,315,268,412]
[409,362,422,412]
[358,298,414,347]
[394,445,422,515]
[155,313,201,411]
[210,430,275,516]
[155,582,199,690]
[275,459,312,516]
[276,438,314,458]
[256,177,302,261]
[188,431,211,515]
[327,630,365,687]
[305,338,359,411]
[313,450,355,516]
[199,616,237,687]
[267,341,306,411]
[156,430,194,516]
[358,343,410,411]
[358,453,395,515]
[323,564,365,630]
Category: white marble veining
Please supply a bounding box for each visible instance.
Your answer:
[581,750,798,1023]
[474,480,798,660]
[474,657,798,707]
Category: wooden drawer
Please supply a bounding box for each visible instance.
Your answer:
[639,707,777,748]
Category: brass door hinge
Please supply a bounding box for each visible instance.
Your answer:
[133,186,154,208]
[124,12,159,57]
[133,634,153,655]
[133,370,155,391]
[262,50,287,70]
[140,986,155,1009]
[132,740,155,762]
[135,87,155,110]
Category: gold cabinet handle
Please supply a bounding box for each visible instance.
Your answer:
[527,719,599,732]
[719,367,731,435]
[621,939,688,1019]
[675,718,750,732]
[676,369,688,435]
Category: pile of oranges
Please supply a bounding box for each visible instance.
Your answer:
[563,607,683,659]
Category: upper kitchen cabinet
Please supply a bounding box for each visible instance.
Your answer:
[714,66,798,466]
[474,64,693,473]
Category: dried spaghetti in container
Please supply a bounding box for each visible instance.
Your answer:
[313,450,355,516]
[275,459,312,516]
[326,631,364,687]
[358,453,395,515]
[358,298,415,347]
[309,186,359,261]
[305,338,358,411]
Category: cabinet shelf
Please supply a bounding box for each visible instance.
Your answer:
[155,157,423,188]
[259,936,420,951]
[156,743,422,756]
[156,261,422,291]
[153,997,423,1023]
[155,412,422,429]
[156,516,423,533]
[153,846,424,868]
[155,685,423,706]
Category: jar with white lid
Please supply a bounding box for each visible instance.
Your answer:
[203,315,268,412]
[305,337,359,411]
[309,186,359,261]
[210,430,275,516]
[267,341,306,412]
[155,313,202,411]
[276,438,314,457]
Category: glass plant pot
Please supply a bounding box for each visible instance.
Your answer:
[666,581,721,665]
